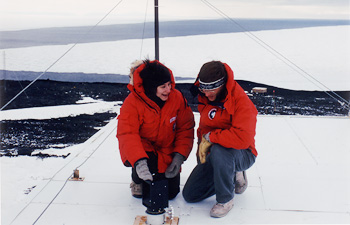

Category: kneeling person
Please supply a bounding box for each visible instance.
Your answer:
[183,61,258,217]
[117,60,195,200]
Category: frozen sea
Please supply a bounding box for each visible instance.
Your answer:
[1,19,349,91]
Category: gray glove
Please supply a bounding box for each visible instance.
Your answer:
[135,159,153,182]
[165,153,185,178]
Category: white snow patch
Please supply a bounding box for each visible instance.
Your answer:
[76,96,102,104]
[0,101,122,121]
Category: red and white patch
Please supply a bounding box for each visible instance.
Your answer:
[208,108,217,120]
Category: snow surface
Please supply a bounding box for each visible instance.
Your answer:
[1,109,349,224]
[1,26,350,91]
[0,103,121,223]
[0,97,121,121]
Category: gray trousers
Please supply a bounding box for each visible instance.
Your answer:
[182,144,256,203]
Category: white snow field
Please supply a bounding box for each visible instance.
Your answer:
[1,112,350,224]
[1,25,350,91]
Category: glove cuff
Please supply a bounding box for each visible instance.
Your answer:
[174,153,185,161]
[135,158,147,168]
[203,132,212,143]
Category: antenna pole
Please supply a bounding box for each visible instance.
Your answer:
[3,51,5,77]
[154,0,159,60]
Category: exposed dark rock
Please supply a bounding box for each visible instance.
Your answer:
[1,79,348,157]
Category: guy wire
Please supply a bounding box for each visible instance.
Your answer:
[1,0,124,111]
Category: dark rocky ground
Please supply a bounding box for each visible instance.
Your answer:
[1,80,349,157]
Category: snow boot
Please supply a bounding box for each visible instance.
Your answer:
[130,181,142,198]
[235,171,248,194]
[210,198,234,218]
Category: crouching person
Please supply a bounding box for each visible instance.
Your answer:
[117,60,195,200]
[183,61,258,217]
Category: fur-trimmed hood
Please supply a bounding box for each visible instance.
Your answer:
[127,60,176,110]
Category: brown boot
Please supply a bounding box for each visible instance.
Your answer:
[235,171,248,194]
[130,181,142,198]
[210,198,234,218]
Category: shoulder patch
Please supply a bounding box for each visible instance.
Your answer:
[170,116,177,123]
[208,108,217,120]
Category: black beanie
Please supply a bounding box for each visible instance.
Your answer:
[139,60,171,97]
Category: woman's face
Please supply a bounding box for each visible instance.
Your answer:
[156,81,172,101]
[200,85,224,102]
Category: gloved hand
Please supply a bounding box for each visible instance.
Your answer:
[135,159,153,182]
[165,153,185,178]
[198,133,212,164]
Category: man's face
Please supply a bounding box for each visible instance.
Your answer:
[200,86,224,102]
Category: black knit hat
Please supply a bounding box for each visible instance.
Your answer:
[139,60,171,96]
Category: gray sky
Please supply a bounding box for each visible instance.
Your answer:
[1,0,349,31]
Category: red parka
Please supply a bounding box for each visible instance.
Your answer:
[117,61,195,173]
[197,63,258,157]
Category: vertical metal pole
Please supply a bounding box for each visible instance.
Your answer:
[154,0,159,60]
[3,51,6,78]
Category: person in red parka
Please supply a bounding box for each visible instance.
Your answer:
[182,61,258,218]
[117,60,195,200]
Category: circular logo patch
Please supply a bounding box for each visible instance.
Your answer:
[208,108,217,120]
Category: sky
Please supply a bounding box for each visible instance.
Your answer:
[1,0,349,31]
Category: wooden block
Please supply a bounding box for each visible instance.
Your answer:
[133,215,147,225]
[133,215,179,225]
[165,216,179,225]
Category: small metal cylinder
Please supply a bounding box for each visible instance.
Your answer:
[146,213,164,225]
[73,169,79,179]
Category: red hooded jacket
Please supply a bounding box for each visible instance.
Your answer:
[117,61,195,173]
[196,63,258,157]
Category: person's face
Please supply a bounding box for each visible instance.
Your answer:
[156,81,172,101]
[200,85,224,102]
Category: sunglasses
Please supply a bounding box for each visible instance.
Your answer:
[199,86,223,93]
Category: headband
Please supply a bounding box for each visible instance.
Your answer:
[199,77,225,90]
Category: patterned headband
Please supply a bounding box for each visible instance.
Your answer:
[199,77,225,90]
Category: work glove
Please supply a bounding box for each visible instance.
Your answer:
[198,133,212,164]
[135,159,153,182]
[165,153,185,178]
